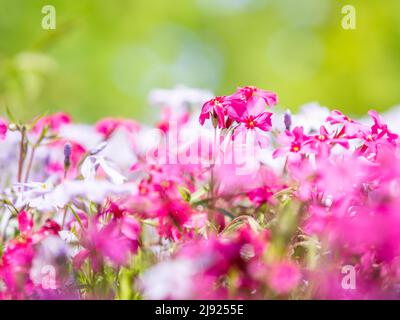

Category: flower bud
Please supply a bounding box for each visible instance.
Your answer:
[64,142,72,169]
[284,110,292,131]
[8,123,17,131]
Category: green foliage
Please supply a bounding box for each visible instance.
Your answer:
[1,0,400,122]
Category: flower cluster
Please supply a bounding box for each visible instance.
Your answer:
[1,85,400,299]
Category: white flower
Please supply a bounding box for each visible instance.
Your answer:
[59,124,103,151]
[148,85,213,112]
[292,102,331,134]
[17,180,135,210]
[13,181,55,208]
[81,155,126,185]
[141,258,196,299]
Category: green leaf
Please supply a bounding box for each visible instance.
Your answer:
[68,205,85,230]
[5,105,17,124]
[216,207,235,219]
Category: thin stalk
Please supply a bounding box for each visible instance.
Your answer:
[17,128,26,183]
[24,146,36,183]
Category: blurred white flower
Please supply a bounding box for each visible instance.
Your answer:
[141,258,195,299]
[292,102,331,134]
[59,124,103,151]
[149,85,213,112]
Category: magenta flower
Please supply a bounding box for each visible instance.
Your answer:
[32,112,71,134]
[357,110,399,155]
[199,96,231,128]
[326,110,366,137]
[231,86,278,109]
[0,118,7,140]
[306,125,350,153]
[273,126,311,158]
[73,218,138,272]
[18,211,34,237]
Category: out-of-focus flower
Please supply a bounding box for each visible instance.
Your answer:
[95,118,140,139]
[0,118,8,140]
[149,85,213,112]
[268,262,301,295]
[141,258,196,299]
[32,112,71,134]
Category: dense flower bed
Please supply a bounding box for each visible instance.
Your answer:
[1,85,400,299]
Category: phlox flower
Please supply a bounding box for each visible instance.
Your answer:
[230,86,278,109]
[81,155,127,185]
[246,166,286,206]
[199,96,232,128]
[32,112,71,134]
[73,214,140,272]
[326,110,367,137]
[0,118,7,140]
[306,126,350,154]
[95,117,140,139]
[0,211,61,299]
[273,127,311,159]
[356,110,399,156]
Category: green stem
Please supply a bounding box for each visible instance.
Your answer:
[24,146,36,183]
[17,128,26,183]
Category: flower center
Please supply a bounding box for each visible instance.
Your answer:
[245,117,256,129]
[139,185,148,195]
[291,143,301,153]
[212,97,223,107]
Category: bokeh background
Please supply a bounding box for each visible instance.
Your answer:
[1,0,400,123]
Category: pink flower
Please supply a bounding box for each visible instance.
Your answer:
[74,221,131,272]
[273,127,311,158]
[199,96,231,128]
[0,118,7,140]
[268,262,301,295]
[326,110,366,137]
[0,240,35,298]
[357,110,398,155]
[199,86,277,130]
[247,167,285,205]
[18,211,33,236]
[231,86,278,108]
[73,210,141,272]
[32,112,71,134]
[306,125,350,153]
[95,117,140,139]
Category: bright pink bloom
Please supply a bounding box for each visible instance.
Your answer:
[32,112,71,134]
[273,127,311,158]
[199,96,232,128]
[357,110,398,155]
[326,110,366,137]
[0,118,7,140]
[306,125,350,153]
[18,211,33,236]
[231,86,278,108]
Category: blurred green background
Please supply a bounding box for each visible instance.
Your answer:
[1,0,400,123]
